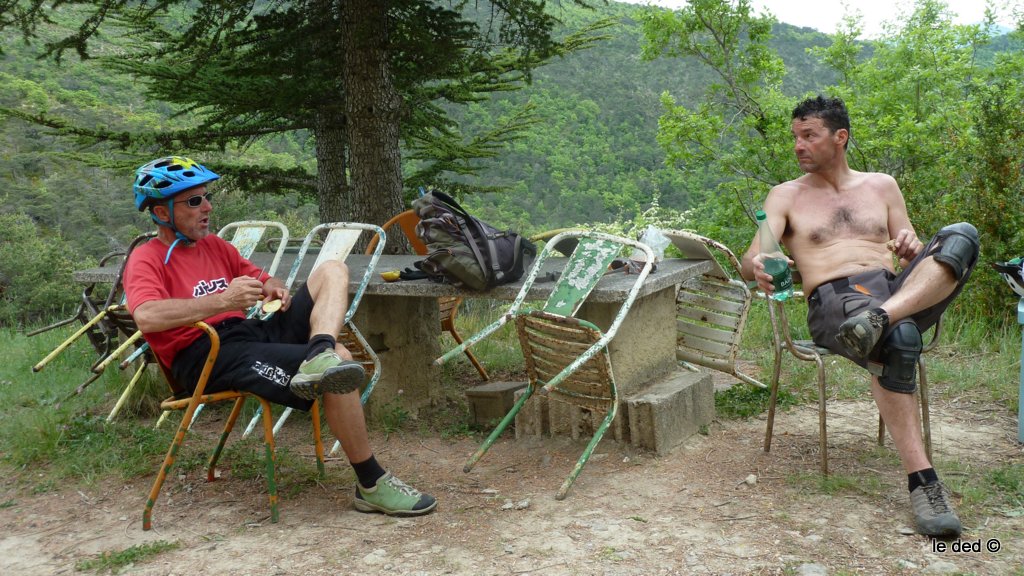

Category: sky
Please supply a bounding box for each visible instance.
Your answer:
[622,0,1020,38]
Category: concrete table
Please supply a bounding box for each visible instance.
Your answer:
[74,255,713,426]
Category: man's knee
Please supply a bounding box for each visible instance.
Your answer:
[309,259,350,284]
[930,222,979,281]
[878,321,922,394]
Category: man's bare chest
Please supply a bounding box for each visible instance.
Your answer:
[788,199,888,245]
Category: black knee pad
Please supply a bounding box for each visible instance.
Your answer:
[932,223,979,281]
[878,321,922,394]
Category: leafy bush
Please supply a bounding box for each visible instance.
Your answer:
[0,211,92,327]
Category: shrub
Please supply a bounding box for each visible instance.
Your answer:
[0,212,91,327]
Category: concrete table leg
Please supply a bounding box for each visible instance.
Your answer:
[578,287,679,395]
[354,294,442,419]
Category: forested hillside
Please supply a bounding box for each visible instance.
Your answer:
[1,2,835,251]
[449,2,836,231]
[2,0,1020,324]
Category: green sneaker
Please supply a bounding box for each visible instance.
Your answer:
[910,481,962,537]
[354,473,437,517]
[289,350,365,401]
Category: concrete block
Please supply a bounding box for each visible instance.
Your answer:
[466,381,527,427]
[513,388,548,438]
[624,369,713,455]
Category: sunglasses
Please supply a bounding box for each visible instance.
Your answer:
[173,191,214,208]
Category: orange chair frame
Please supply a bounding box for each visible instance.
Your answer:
[143,321,325,530]
[369,209,489,380]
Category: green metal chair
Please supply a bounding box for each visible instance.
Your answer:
[436,230,655,499]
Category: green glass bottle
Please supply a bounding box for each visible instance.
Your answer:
[756,210,793,301]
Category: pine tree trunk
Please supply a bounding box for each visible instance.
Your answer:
[314,106,349,224]
[341,0,405,238]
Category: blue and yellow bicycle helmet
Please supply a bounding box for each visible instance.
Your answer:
[133,156,220,211]
[133,156,220,264]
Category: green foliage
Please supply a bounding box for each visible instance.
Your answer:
[714,383,797,420]
[642,0,1024,326]
[377,400,412,436]
[75,540,180,573]
[0,211,90,326]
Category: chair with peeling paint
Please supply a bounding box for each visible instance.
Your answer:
[240,222,385,459]
[664,230,766,390]
[441,230,655,499]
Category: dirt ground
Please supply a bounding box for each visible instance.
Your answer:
[2,379,1022,576]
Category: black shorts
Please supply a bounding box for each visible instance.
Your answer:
[807,224,978,366]
[171,284,316,410]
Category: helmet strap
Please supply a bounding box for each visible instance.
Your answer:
[150,200,195,264]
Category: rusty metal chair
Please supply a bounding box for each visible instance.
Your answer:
[763,290,938,475]
[143,321,326,531]
[439,230,655,499]
[665,230,766,389]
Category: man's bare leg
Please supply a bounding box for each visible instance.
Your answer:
[304,260,350,339]
[838,257,956,359]
[321,388,372,463]
[871,371,960,537]
[878,257,957,324]
[289,260,363,399]
[870,376,929,473]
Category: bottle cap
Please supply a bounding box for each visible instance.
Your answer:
[755,210,767,221]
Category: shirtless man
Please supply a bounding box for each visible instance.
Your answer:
[741,96,979,538]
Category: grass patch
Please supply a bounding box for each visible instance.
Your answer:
[954,462,1024,519]
[376,399,412,436]
[988,463,1024,509]
[75,540,179,573]
[787,470,885,497]
[715,384,798,420]
[448,298,526,374]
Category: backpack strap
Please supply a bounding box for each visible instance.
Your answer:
[452,212,493,286]
[433,190,505,287]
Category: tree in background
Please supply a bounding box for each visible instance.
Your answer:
[1,1,606,235]
[641,0,1024,321]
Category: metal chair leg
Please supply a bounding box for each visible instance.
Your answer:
[556,402,617,500]
[814,356,828,475]
[464,384,535,473]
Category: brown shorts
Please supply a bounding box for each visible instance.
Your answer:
[806,225,977,366]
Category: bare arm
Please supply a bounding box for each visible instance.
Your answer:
[882,176,922,267]
[133,276,265,333]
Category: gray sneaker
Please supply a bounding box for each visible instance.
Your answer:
[910,481,962,537]
[289,350,365,400]
[837,309,888,359]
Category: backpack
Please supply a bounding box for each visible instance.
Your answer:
[411,190,536,290]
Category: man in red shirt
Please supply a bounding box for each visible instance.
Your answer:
[124,156,436,516]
